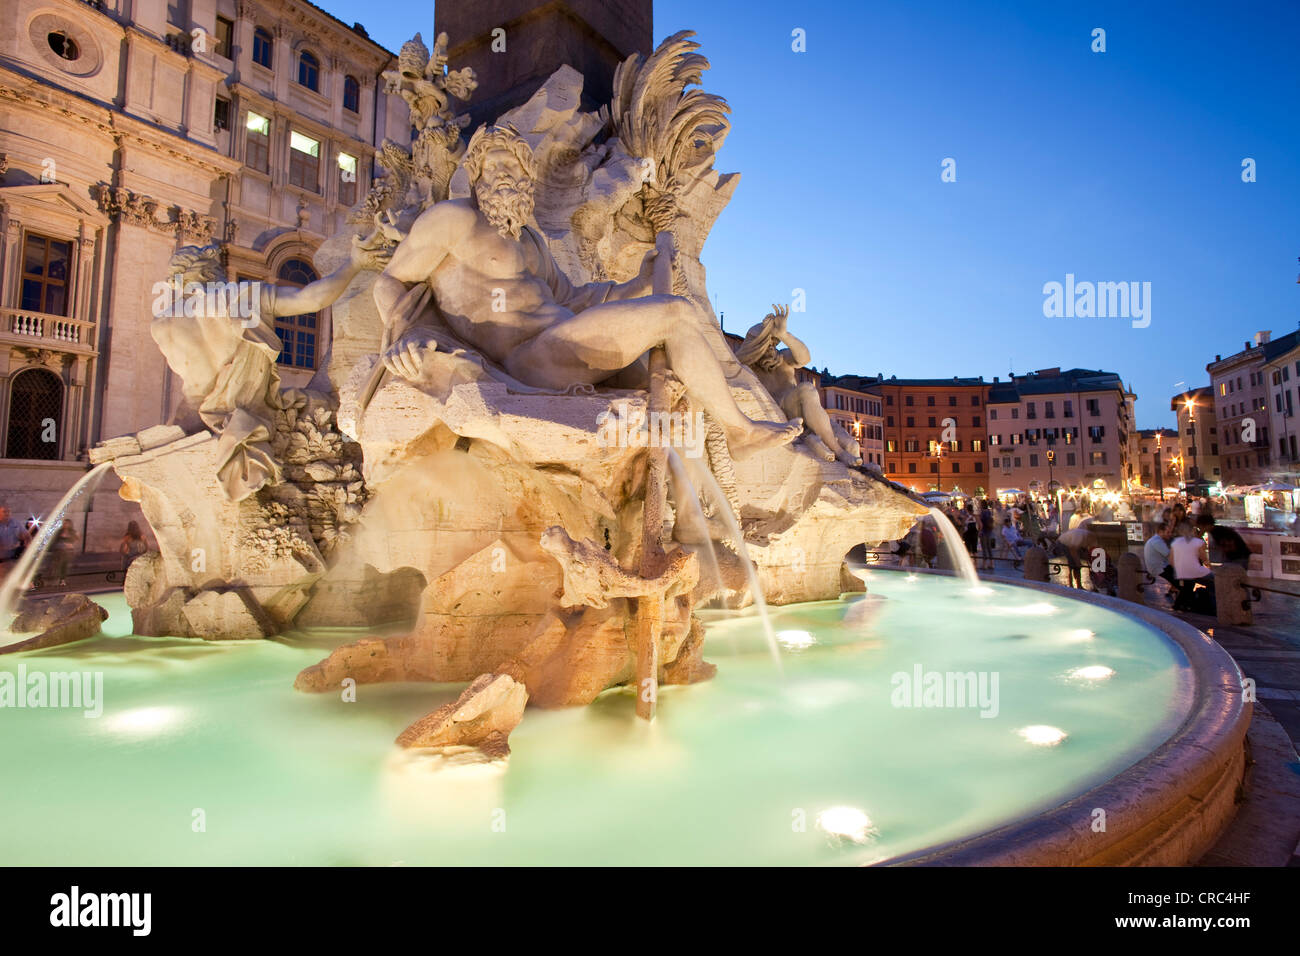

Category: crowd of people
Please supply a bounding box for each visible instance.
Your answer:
[898,494,1098,577]
[1139,500,1251,614]
[887,490,1251,613]
[0,503,152,590]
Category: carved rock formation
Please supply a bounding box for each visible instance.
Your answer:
[2,594,108,655]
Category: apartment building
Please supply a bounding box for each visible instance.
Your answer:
[1130,427,1180,495]
[1261,327,1300,482]
[986,368,1132,496]
[818,374,884,467]
[849,375,991,494]
[1207,332,1273,485]
[0,0,401,545]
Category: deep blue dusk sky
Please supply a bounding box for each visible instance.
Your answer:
[324,0,1300,428]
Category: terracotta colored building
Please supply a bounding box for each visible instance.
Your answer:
[841,375,991,494]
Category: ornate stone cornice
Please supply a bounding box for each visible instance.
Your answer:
[0,84,239,177]
[91,183,215,241]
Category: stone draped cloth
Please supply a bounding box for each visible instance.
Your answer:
[150,284,286,501]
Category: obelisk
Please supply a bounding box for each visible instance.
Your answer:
[436,0,653,128]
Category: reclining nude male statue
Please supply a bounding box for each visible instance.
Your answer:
[370,124,803,459]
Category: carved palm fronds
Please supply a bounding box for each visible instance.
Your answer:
[609,30,731,196]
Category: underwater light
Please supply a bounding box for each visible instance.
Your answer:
[817,806,875,843]
[1017,725,1068,746]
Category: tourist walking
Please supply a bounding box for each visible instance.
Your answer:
[120,520,149,572]
[961,510,979,557]
[919,518,938,568]
[978,500,996,570]
[1056,521,1097,589]
[47,519,78,588]
[0,504,22,583]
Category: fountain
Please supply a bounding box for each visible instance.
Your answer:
[0,26,1251,867]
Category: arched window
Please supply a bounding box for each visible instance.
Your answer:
[297,50,319,91]
[343,75,360,113]
[252,27,273,69]
[6,368,63,460]
[275,258,318,370]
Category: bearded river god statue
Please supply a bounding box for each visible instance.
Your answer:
[368,124,802,461]
[91,30,926,759]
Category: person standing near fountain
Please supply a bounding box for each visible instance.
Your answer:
[119,521,149,574]
[978,500,997,571]
[0,505,21,583]
[369,125,802,461]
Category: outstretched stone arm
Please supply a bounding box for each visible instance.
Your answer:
[270,237,375,316]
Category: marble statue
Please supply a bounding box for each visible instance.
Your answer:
[370,124,803,460]
[152,237,385,500]
[735,305,864,467]
[87,28,926,760]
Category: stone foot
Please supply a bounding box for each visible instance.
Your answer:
[727,418,803,461]
[803,434,837,462]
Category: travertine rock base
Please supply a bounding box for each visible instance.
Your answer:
[2,594,108,655]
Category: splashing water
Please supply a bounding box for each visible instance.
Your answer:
[0,462,114,640]
[675,450,782,674]
[926,506,982,589]
[665,450,724,601]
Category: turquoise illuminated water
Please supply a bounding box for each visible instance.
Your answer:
[0,574,1189,865]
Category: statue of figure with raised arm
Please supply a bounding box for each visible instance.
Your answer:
[152,237,384,499]
[370,125,802,460]
[734,304,863,467]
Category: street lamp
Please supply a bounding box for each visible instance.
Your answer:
[1159,431,1170,502]
[1184,396,1199,481]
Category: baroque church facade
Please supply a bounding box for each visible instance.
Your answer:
[0,0,405,547]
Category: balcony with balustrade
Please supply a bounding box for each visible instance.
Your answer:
[1,307,97,356]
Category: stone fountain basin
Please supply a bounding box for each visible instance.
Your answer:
[881,571,1250,867]
[0,575,1247,866]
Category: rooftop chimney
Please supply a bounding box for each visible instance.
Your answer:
[1256,330,1272,346]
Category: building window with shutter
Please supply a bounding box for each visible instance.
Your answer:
[289,131,320,191]
[21,233,72,316]
[246,112,270,171]
[337,152,358,205]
